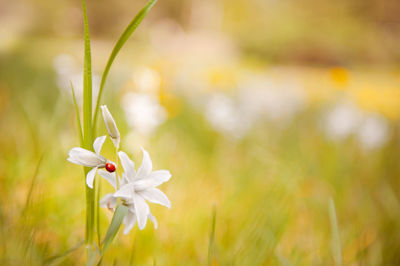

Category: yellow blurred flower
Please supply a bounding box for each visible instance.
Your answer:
[159,90,182,118]
[353,87,400,120]
[206,66,238,91]
[330,67,349,89]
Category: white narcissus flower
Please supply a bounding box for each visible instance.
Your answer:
[112,149,171,231]
[99,192,158,234]
[101,105,120,149]
[67,135,116,189]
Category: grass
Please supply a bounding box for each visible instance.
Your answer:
[0,19,400,266]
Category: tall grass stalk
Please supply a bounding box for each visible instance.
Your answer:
[329,198,342,266]
[81,0,95,246]
[208,205,217,265]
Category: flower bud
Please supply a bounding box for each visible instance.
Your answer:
[101,105,120,149]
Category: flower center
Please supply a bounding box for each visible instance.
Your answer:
[105,163,116,173]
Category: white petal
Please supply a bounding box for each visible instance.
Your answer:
[133,171,171,191]
[133,194,150,230]
[68,147,106,167]
[98,169,117,189]
[114,183,135,198]
[148,170,171,186]
[120,173,129,186]
[86,167,97,189]
[118,151,136,180]
[93,135,106,155]
[136,148,152,179]
[110,137,120,150]
[67,157,81,165]
[137,187,171,208]
[101,105,120,149]
[99,193,117,209]
[123,211,136,234]
[148,213,158,229]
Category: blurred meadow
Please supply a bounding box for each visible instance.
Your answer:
[1,0,400,265]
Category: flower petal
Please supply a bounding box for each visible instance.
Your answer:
[99,193,117,209]
[137,187,171,208]
[148,170,171,186]
[133,194,150,230]
[93,135,106,155]
[98,170,117,189]
[133,171,171,191]
[148,213,158,229]
[136,148,152,179]
[86,167,97,189]
[120,173,129,186]
[114,183,135,199]
[118,151,136,180]
[123,211,136,234]
[68,147,106,167]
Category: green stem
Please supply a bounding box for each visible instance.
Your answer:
[82,0,95,245]
[96,179,101,246]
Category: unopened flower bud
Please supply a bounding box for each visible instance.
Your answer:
[101,105,120,149]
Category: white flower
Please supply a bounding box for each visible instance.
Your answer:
[99,193,158,234]
[101,105,120,149]
[113,149,171,231]
[122,92,167,135]
[67,135,116,189]
[323,102,362,140]
[357,115,389,150]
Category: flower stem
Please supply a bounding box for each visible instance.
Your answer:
[81,0,95,246]
[115,148,120,190]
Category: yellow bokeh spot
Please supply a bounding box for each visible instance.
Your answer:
[330,67,349,89]
[206,67,238,91]
[353,87,400,120]
[159,90,182,118]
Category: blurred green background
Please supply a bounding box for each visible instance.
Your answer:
[1,0,400,265]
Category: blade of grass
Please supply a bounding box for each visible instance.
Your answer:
[71,82,83,145]
[44,241,85,265]
[92,0,158,133]
[329,197,342,266]
[101,205,129,256]
[81,0,95,246]
[129,229,137,265]
[22,154,44,215]
[208,205,217,266]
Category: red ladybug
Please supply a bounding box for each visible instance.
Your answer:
[105,163,116,173]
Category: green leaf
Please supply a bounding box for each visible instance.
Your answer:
[70,82,83,145]
[329,197,342,266]
[92,0,158,133]
[81,0,95,246]
[207,205,217,266]
[44,241,84,265]
[101,205,129,255]
[22,154,44,215]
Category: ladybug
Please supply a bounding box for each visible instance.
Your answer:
[105,163,116,173]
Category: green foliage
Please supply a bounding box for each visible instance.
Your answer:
[93,0,158,133]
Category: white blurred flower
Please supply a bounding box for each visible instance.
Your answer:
[122,92,167,135]
[53,54,100,106]
[205,93,250,139]
[132,67,161,92]
[238,74,305,124]
[107,149,171,232]
[323,102,362,140]
[67,136,116,188]
[101,105,120,149]
[357,115,390,150]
